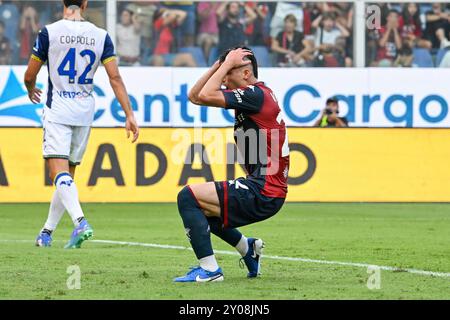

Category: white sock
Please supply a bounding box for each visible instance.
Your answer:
[43,190,65,231]
[235,236,249,257]
[199,255,219,272]
[54,173,84,226]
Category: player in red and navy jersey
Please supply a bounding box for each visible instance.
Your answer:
[174,47,290,282]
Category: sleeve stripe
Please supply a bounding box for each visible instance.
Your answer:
[102,56,116,65]
[31,54,43,62]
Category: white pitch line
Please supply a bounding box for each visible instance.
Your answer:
[91,240,450,278]
[2,239,450,279]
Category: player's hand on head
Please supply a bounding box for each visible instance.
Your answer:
[126,115,140,143]
[28,87,42,104]
[225,48,253,68]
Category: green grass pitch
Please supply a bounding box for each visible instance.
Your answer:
[0,203,449,300]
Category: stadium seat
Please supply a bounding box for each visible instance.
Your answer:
[412,48,434,68]
[436,48,449,67]
[250,46,272,67]
[208,46,218,66]
[179,46,207,67]
[390,3,402,13]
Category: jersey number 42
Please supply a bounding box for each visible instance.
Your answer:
[57,48,96,85]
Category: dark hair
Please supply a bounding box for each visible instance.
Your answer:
[122,8,134,16]
[322,12,336,21]
[388,9,399,16]
[326,97,339,105]
[0,21,4,29]
[219,46,258,78]
[63,0,84,8]
[284,14,297,25]
[401,3,421,29]
[226,2,240,11]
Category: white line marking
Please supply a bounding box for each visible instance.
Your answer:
[2,239,450,278]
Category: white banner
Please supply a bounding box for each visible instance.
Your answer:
[1,66,449,127]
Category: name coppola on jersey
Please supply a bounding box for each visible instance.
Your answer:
[60,35,96,46]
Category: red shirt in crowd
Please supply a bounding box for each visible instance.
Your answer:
[376,26,399,61]
[398,16,422,38]
[153,17,176,55]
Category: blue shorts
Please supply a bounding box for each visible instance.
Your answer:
[214,178,285,229]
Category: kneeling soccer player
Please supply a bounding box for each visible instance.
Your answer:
[174,47,290,282]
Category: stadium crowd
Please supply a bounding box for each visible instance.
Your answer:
[0,1,449,67]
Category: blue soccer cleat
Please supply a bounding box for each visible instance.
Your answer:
[35,232,52,247]
[241,238,265,278]
[64,219,93,249]
[174,266,224,283]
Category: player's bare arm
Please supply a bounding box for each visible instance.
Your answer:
[197,48,253,108]
[24,58,44,104]
[188,60,221,105]
[104,59,140,143]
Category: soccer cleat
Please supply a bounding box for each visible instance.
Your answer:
[64,220,93,249]
[35,232,52,247]
[173,266,224,283]
[240,238,265,278]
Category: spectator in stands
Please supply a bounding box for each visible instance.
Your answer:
[374,10,402,67]
[314,97,348,128]
[51,2,64,21]
[399,3,431,49]
[161,1,195,47]
[216,2,256,55]
[302,3,318,36]
[393,40,414,67]
[271,14,313,67]
[331,2,353,30]
[436,28,450,48]
[312,12,350,67]
[117,8,142,66]
[245,2,270,46]
[19,4,40,65]
[425,3,450,49]
[270,2,304,39]
[311,2,353,66]
[125,2,157,66]
[197,2,220,62]
[0,20,11,65]
[151,8,196,67]
[84,0,107,28]
[0,0,19,51]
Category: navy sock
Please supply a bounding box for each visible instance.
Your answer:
[42,228,52,236]
[177,186,213,259]
[207,217,242,247]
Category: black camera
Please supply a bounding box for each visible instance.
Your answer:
[325,108,339,115]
